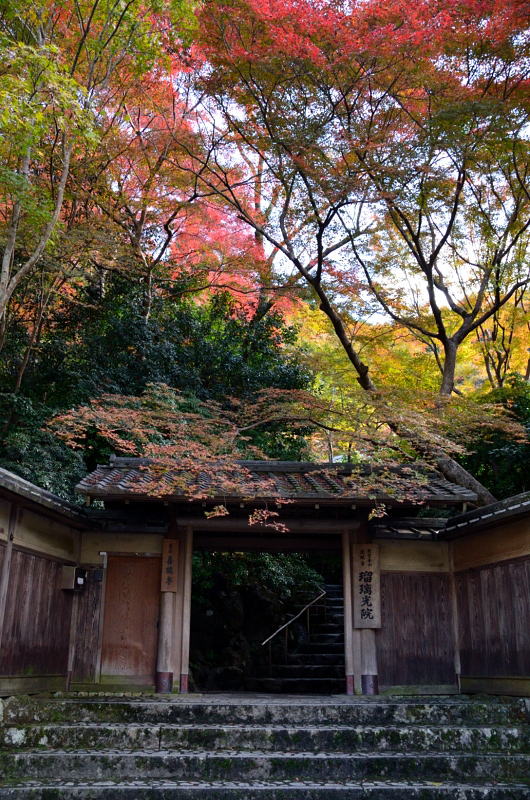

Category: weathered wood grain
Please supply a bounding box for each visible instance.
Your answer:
[0,549,72,676]
[376,572,454,686]
[100,556,161,682]
[71,572,102,682]
[456,557,530,676]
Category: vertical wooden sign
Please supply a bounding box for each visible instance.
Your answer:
[161,539,179,592]
[353,544,381,628]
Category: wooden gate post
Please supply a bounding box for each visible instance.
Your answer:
[360,629,378,695]
[352,543,380,695]
[156,592,175,692]
[178,525,193,693]
[157,537,178,693]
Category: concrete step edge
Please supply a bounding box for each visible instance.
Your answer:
[2,779,530,787]
[3,722,528,731]
[3,749,530,758]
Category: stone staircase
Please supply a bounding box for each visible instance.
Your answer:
[245,582,346,694]
[1,693,530,797]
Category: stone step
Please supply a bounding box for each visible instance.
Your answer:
[309,624,343,634]
[297,642,344,653]
[5,697,529,727]
[310,634,344,644]
[265,665,345,679]
[285,653,345,666]
[2,780,530,798]
[243,677,346,693]
[2,723,530,754]
[2,750,530,783]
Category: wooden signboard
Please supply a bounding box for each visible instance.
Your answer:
[161,539,178,592]
[353,544,381,629]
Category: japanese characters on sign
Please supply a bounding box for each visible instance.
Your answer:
[161,539,179,592]
[352,544,381,628]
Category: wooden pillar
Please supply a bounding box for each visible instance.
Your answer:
[342,531,355,695]
[353,629,362,695]
[157,537,179,693]
[352,535,380,695]
[179,525,193,693]
[360,629,378,695]
[0,504,17,654]
[156,591,175,692]
[94,551,108,684]
[66,529,82,692]
[173,533,186,692]
[66,593,80,691]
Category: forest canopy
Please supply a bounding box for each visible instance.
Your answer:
[1,0,530,504]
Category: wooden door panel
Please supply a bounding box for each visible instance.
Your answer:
[101,557,161,682]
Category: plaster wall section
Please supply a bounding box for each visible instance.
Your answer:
[379,540,450,573]
[80,532,164,564]
[11,508,79,562]
[452,518,530,571]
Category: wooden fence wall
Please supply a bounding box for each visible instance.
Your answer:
[455,557,530,677]
[376,572,455,687]
[0,548,73,677]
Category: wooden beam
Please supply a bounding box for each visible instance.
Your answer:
[175,516,360,534]
[194,535,342,552]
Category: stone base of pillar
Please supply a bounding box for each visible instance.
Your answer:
[361,674,379,695]
[180,673,189,693]
[345,675,354,695]
[156,671,173,693]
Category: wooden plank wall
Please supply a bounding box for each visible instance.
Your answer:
[71,572,102,682]
[455,557,530,676]
[0,549,73,677]
[376,572,455,686]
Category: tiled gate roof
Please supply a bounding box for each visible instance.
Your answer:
[76,457,478,506]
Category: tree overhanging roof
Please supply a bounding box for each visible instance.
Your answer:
[76,457,478,506]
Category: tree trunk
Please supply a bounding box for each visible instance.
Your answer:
[430,453,496,506]
[315,284,495,505]
[439,340,458,396]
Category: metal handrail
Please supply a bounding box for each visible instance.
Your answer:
[261,589,327,647]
